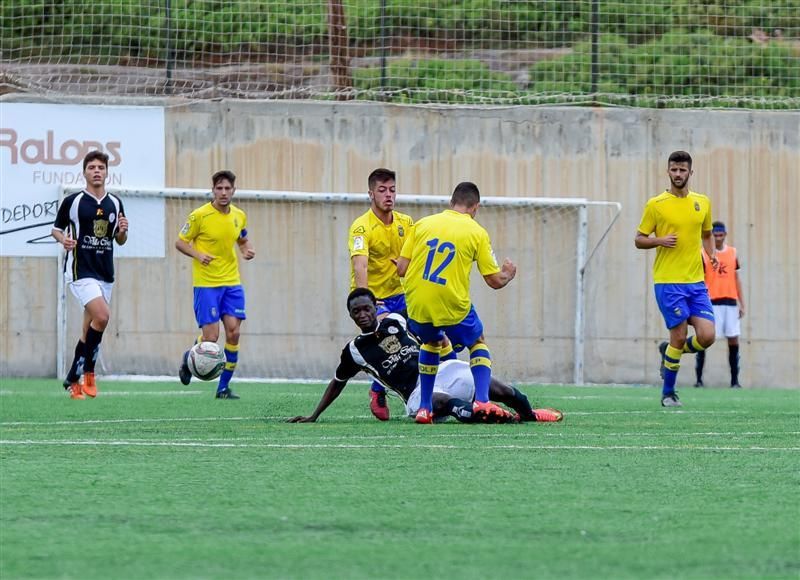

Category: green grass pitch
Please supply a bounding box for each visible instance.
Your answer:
[1,379,798,579]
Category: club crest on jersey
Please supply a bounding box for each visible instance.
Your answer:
[109,213,116,223]
[397,225,404,237]
[93,220,108,237]
[694,202,700,211]
[379,335,402,354]
[387,325,399,334]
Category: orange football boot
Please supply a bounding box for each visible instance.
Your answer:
[532,408,564,422]
[82,372,98,398]
[415,408,434,424]
[68,383,85,400]
[473,401,516,423]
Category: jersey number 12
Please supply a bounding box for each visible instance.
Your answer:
[422,238,455,285]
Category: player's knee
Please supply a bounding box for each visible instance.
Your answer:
[93,312,111,330]
[226,328,241,344]
[698,332,715,349]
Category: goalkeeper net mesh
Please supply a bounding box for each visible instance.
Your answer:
[59,190,621,384]
[2,1,798,108]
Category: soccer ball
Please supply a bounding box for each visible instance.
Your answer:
[187,342,226,381]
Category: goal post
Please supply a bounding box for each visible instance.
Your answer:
[57,186,621,384]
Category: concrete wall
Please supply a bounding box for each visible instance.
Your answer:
[2,101,798,387]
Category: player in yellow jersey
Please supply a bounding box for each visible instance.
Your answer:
[397,182,516,424]
[176,170,255,399]
[636,151,718,407]
[349,168,435,420]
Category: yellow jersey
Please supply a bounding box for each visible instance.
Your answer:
[637,190,712,284]
[178,202,248,287]
[348,209,414,299]
[400,209,500,325]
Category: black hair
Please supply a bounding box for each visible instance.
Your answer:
[451,181,480,207]
[668,150,693,168]
[347,287,377,310]
[368,168,396,190]
[82,150,109,171]
[712,221,726,230]
[212,170,236,187]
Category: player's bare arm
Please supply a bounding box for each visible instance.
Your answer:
[51,228,77,251]
[483,258,516,289]
[352,255,369,287]
[287,378,347,423]
[701,230,718,269]
[237,237,255,260]
[115,215,129,245]
[634,231,677,249]
[395,256,409,277]
[735,269,745,318]
[175,238,215,266]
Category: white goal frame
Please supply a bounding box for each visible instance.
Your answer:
[57,187,621,384]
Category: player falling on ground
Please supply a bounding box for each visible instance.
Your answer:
[288,289,562,424]
[176,170,255,399]
[635,150,718,407]
[695,221,745,388]
[52,151,129,400]
[396,182,517,424]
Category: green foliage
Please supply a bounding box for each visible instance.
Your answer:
[353,58,519,103]
[1,1,799,106]
[529,31,800,104]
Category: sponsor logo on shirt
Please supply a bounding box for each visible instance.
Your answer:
[93,219,108,237]
[379,335,402,354]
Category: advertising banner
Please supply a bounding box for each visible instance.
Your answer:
[0,104,165,257]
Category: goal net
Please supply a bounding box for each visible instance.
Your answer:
[57,188,621,384]
[3,1,798,108]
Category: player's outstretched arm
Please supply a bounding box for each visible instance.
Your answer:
[483,258,516,289]
[287,378,347,423]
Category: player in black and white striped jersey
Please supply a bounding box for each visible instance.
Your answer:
[51,151,128,399]
[288,288,563,424]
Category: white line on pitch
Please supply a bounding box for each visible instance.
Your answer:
[1,439,797,452]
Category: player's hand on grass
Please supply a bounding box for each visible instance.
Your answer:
[659,234,678,248]
[287,415,316,423]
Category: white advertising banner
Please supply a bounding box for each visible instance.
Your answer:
[0,104,165,257]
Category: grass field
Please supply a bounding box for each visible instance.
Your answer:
[1,379,798,579]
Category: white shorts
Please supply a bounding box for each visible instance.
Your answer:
[69,278,113,307]
[713,304,740,338]
[405,360,475,416]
